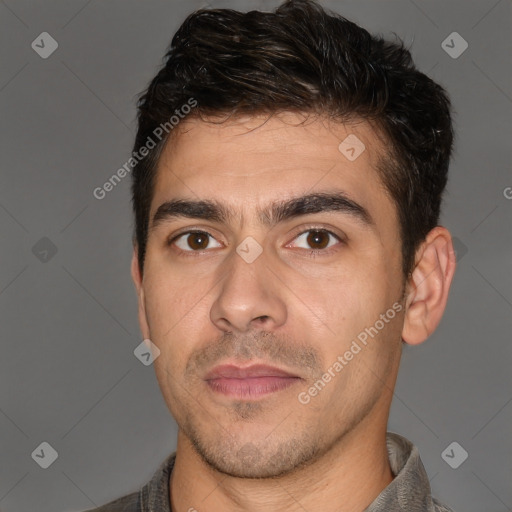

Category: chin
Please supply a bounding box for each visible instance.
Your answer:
[187,423,322,479]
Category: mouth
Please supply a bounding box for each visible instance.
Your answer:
[204,363,302,399]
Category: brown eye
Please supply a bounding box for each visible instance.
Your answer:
[187,232,209,250]
[306,230,330,249]
[173,231,222,252]
[290,229,341,251]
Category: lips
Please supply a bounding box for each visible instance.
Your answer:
[204,364,301,399]
[205,364,297,380]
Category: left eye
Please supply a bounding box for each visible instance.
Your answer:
[289,229,341,250]
[173,231,222,251]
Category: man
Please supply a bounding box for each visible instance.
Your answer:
[86,0,457,510]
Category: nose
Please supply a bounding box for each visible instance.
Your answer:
[210,250,287,334]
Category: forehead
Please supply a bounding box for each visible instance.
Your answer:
[150,112,394,223]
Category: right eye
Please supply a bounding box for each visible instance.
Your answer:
[171,231,222,252]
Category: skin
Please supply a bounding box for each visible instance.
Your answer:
[131,112,456,512]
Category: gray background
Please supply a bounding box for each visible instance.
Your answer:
[0,0,510,511]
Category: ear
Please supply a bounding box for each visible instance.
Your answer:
[131,246,151,340]
[402,227,456,345]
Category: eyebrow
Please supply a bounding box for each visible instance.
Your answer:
[150,192,374,232]
[151,199,236,232]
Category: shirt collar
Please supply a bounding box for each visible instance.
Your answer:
[364,432,438,511]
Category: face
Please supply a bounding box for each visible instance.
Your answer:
[134,113,406,478]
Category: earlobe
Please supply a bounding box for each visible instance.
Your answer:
[131,247,151,340]
[131,247,143,294]
[402,227,456,345]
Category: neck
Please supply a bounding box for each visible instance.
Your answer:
[170,424,393,512]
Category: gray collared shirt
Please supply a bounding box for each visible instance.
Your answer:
[84,432,455,511]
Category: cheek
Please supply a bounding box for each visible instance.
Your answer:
[292,261,399,364]
[142,267,219,373]
[142,276,188,365]
[144,259,210,331]
[295,263,384,325]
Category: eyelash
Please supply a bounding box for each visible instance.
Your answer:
[167,228,344,257]
[287,228,343,254]
[167,230,221,254]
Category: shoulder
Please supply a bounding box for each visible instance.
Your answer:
[433,497,457,512]
[81,491,139,512]
[79,452,176,512]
